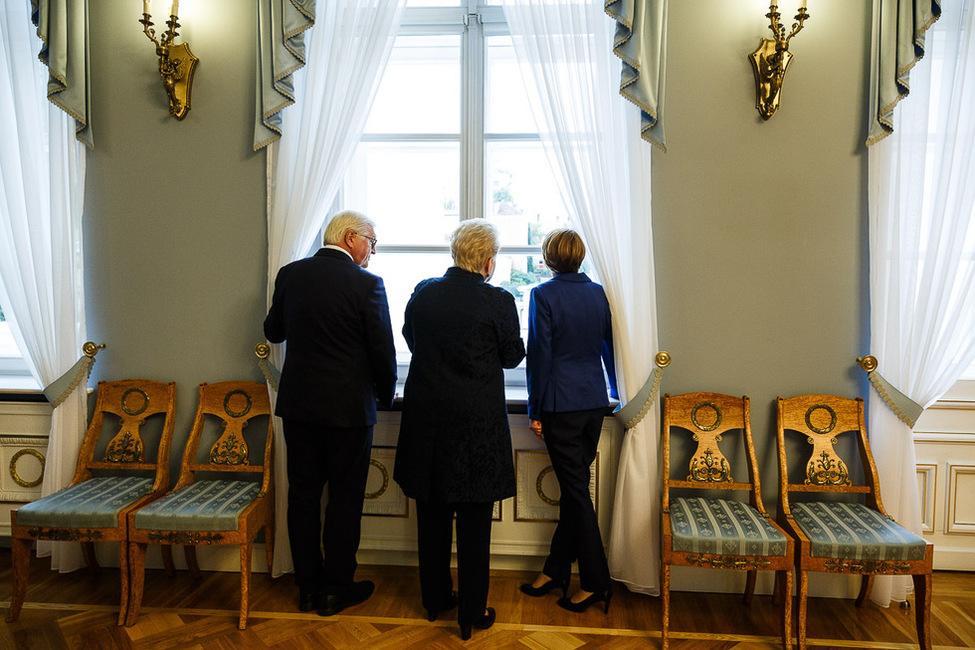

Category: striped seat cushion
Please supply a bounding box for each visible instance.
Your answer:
[134,480,260,532]
[670,496,788,557]
[17,476,154,529]
[792,501,927,562]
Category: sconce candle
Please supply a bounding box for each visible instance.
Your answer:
[748,1,810,119]
[139,0,198,120]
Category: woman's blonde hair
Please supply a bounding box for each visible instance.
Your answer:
[451,219,500,273]
[542,228,585,274]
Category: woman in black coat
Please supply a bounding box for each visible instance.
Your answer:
[394,219,525,640]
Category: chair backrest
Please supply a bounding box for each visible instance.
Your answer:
[174,381,273,495]
[75,379,177,491]
[662,392,768,514]
[776,394,884,516]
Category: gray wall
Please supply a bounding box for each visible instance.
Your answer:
[84,1,872,496]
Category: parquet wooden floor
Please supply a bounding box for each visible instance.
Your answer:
[2,548,973,649]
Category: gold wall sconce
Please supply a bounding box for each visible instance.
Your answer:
[139,0,199,120]
[748,1,809,120]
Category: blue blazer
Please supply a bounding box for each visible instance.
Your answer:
[526,273,618,421]
[264,248,397,427]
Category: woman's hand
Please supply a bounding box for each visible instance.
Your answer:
[529,419,543,440]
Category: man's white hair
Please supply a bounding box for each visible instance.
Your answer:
[323,210,375,246]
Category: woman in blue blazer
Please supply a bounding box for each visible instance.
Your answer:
[522,228,619,613]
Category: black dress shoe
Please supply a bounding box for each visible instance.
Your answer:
[459,606,495,640]
[298,589,323,612]
[519,575,569,598]
[318,580,375,617]
[557,589,612,614]
[425,590,458,622]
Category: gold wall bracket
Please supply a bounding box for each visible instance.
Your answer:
[748,3,809,120]
[140,12,198,120]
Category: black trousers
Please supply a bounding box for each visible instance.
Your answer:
[283,418,372,595]
[540,408,611,593]
[415,499,494,626]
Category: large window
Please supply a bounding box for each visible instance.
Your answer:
[0,304,39,390]
[342,2,572,372]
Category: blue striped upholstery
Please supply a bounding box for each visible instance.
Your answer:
[670,496,789,556]
[17,476,154,529]
[792,501,927,561]
[133,480,260,532]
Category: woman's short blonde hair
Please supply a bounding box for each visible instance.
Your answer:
[542,228,586,274]
[451,219,500,273]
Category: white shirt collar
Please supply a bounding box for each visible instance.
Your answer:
[324,244,353,261]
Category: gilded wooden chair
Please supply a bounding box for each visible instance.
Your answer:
[125,381,274,630]
[7,379,177,625]
[776,394,933,650]
[661,392,794,650]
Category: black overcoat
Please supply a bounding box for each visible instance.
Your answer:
[394,267,526,503]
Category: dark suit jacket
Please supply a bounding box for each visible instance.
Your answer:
[526,272,619,421]
[264,247,397,427]
[394,267,526,503]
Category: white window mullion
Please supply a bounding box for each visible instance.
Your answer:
[461,10,484,221]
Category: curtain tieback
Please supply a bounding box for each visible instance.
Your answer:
[42,342,104,408]
[857,355,924,428]
[613,351,671,430]
[255,342,280,392]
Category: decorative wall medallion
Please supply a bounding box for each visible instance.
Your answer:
[223,389,252,418]
[691,402,722,431]
[10,448,45,488]
[121,387,150,416]
[515,449,597,522]
[362,447,408,517]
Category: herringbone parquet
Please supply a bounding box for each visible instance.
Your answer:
[2,548,973,649]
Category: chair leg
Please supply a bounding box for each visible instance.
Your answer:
[264,523,274,574]
[855,574,873,607]
[6,537,32,623]
[117,541,130,626]
[743,569,757,605]
[185,545,201,577]
[239,542,253,630]
[661,563,671,650]
[161,544,176,577]
[913,572,932,650]
[124,542,148,627]
[779,569,793,650]
[82,542,101,573]
[796,569,808,650]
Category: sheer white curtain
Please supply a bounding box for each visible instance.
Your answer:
[265,0,404,577]
[0,0,88,570]
[867,0,975,605]
[503,0,661,595]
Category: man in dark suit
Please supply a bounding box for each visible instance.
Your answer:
[264,210,397,617]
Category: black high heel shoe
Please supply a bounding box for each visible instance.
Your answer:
[519,575,569,598]
[459,606,495,640]
[557,589,612,614]
[425,590,458,622]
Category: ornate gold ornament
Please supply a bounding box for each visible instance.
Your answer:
[105,430,144,463]
[28,527,103,541]
[9,448,45,488]
[139,1,199,120]
[210,432,249,466]
[823,559,913,574]
[685,554,773,570]
[807,449,850,486]
[691,402,722,431]
[748,1,810,119]
[223,389,253,418]
[805,404,837,435]
[689,448,732,483]
[121,387,150,416]
[365,459,389,500]
[148,531,224,544]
